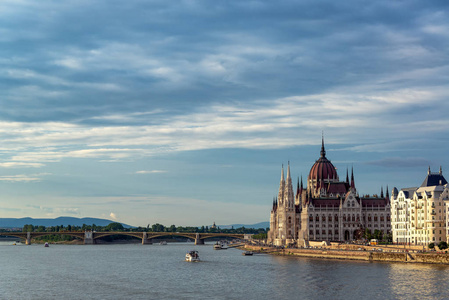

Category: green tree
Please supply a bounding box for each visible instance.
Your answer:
[438,241,448,250]
[151,223,165,232]
[429,243,435,250]
[105,222,124,231]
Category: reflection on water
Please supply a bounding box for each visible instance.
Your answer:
[388,263,449,300]
[1,244,449,299]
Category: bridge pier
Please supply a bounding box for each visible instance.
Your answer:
[142,232,152,244]
[195,233,204,245]
[26,232,31,245]
[84,231,95,244]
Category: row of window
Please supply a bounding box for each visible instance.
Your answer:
[309,214,390,222]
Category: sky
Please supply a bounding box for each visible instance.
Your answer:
[0,0,449,227]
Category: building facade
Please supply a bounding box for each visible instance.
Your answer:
[268,139,391,246]
[390,167,449,245]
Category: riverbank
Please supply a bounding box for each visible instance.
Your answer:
[244,245,449,265]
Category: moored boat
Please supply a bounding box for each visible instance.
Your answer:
[159,241,167,245]
[242,251,253,256]
[44,242,49,247]
[213,241,228,250]
[185,250,200,262]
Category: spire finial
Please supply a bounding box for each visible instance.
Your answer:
[428,166,431,174]
[320,133,326,158]
[440,166,442,175]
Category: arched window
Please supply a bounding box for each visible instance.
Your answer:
[288,216,292,224]
[309,214,313,222]
[316,215,319,222]
[335,229,339,235]
[343,214,346,222]
[387,215,390,221]
[380,216,384,222]
[309,230,313,235]
[368,214,372,221]
[374,215,378,221]
[328,230,332,235]
[352,214,355,222]
[322,215,326,222]
[335,214,338,222]
[329,215,333,222]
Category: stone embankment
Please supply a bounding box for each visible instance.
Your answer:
[244,245,449,265]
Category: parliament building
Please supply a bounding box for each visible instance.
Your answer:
[267,138,391,246]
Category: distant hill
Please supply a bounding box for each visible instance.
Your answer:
[219,221,269,230]
[0,217,132,229]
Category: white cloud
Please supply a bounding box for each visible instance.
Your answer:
[136,170,167,174]
[109,212,118,220]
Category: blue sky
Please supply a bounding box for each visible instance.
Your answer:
[0,0,448,226]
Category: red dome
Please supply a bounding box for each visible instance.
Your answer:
[308,139,338,182]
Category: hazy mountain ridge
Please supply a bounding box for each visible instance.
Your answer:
[0,217,132,228]
[219,221,269,229]
[0,217,269,230]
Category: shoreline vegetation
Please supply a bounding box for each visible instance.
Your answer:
[3,222,267,244]
[243,243,449,265]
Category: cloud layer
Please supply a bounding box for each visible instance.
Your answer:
[0,1,448,225]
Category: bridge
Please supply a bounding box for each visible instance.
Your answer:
[0,231,245,245]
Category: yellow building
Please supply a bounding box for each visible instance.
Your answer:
[391,167,449,245]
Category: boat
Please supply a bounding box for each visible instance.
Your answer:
[159,241,167,245]
[44,242,49,247]
[213,241,228,250]
[185,250,200,262]
[242,251,253,256]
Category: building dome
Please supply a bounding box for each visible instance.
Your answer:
[308,139,338,182]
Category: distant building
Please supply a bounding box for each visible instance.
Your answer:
[390,167,449,245]
[267,138,391,246]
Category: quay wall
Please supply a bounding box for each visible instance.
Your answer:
[245,246,449,265]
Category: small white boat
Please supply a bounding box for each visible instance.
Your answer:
[185,250,200,262]
[44,242,49,247]
[242,251,253,256]
[213,242,228,250]
[159,241,167,245]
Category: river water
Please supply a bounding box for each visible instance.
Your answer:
[1,241,449,300]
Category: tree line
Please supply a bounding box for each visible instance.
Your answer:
[21,223,268,234]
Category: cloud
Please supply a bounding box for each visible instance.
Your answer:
[135,170,167,174]
[0,175,41,182]
[109,212,118,220]
[366,157,432,168]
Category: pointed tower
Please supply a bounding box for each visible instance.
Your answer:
[346,168,349,184]
[284,162,294,208]
[278,165,285,205]
[380,186,384,198]
[350,166,355,189]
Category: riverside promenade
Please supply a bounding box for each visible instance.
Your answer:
[244,244,449,265]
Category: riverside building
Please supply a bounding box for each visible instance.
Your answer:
[390,167,449,245]
[267,138,391,247]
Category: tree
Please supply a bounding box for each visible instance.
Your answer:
[429,243,435,250]
[106,222,124,231]
[438,241,448,250]
[151,223,165,232]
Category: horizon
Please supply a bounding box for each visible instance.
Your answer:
[0,1,449,226]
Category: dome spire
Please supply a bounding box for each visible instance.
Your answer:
[320,133,326,158]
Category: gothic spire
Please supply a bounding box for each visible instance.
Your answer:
[320,134,326,158]
[297,177,300,195]
[281,164,284,182]
[346,168,349,184]
[350,166,355,189]
[380,186,384,198]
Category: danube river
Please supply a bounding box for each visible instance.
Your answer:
[1,242,449,299]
